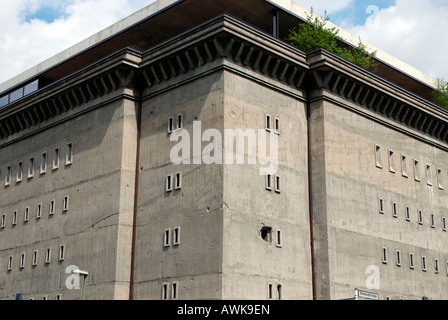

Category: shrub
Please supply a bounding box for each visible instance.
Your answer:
[433,78,448,110]
[287,9,379,72]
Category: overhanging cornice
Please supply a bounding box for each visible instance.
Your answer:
[1,15,447,149]
[308,49,448,146]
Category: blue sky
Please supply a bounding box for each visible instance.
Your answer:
[328,0,396,26]
[24,4,69,23]
[1,0,448,86]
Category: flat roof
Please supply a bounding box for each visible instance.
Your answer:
[0,0,437,101]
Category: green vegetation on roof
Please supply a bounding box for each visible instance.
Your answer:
[433,78,448,111]
[287,9,379,73]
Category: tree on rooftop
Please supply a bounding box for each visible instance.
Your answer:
[433,78,448,111]
[287,9,379,73]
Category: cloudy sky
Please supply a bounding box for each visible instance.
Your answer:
[0,0,447,87]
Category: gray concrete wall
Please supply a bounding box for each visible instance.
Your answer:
[0,95,137,300]
[221,70,313,299]
[312,93,448,300]
[132,71,226,300]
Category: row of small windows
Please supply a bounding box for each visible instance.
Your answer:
[1,196,69,229]
[375,144,445,189]
[6,245,66,271]
[378,198,447,231]
[162,281,179,300]
[265,114,280,135]
[167,114,281,135]
[166,114,282,194]
[163,227,181,248]
[161,282,283,300]
[163,225,283,249]
[3,143,73,187]
[30,294,62,301]
[266,174,281,193]
[166,172,182,192]
[382,247,447,275]
[167,114,183,134]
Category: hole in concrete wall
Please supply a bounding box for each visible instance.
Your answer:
[260,226,272,243]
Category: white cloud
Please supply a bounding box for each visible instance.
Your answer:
[1,0,447,88]
[0,0,151,86]
[340,0,448,80]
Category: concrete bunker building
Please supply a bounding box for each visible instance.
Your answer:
[1,0,448,300]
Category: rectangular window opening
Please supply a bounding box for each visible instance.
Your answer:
[12,211,17,226]
[32,250,38,266]
[437,168,444,190]
[24,207,29,222]
[405,206,411,222]
[168,117,174,133]
[379,198,385,214]
[28,157,35,179]
[5,166,11,186]
[173,227,180,246]
[277,285,283,300]
[59,245,65,261]
[426,164,433,186]
[175,172,182,190]
[375,145,382,169]
[393,202,398,218]
[266,114,272,132]
[41,152,47,174]
[275,176,281,193]
[268,284,273,300]
[382,247,388,264]
[45,248,51,264]
[176,114,183,130]
[389,150,396,173]
[20,253,25,269]
[162,283,169,300]
[17,162,23,182]
[443,217,447,232]
[164,229,171,248]
[401,155,408,178]
[266,174,272,191]
[274,118,280,135]
[166,174,173,192]
[409,253,414,269]
[53,148,60,170]
[418,209,423,225]
[172,282,179,300]
[7,256,13,271]
[63,196,69,212]
[36,203,42,219]
[0,214,5,228]
[66,143,73,165]
[276,230,282,248]
[414,159,420,182]
[435,259,440,274]
[422,256,427,272]
[396,250,401,267]
[49,200,55,216]
[431,214,435,229]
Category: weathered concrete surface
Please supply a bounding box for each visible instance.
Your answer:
[311,92,448,300]
[221,71,312,299]
[0,94,137,300]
